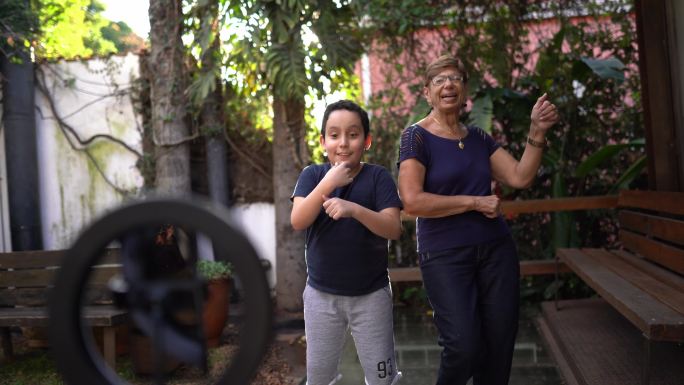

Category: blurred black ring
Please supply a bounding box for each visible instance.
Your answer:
[48,198,272,385]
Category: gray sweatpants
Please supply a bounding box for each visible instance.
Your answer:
[303,284,402,385]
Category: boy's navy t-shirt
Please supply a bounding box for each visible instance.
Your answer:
[292,163,402,296]
[398,124,510,253]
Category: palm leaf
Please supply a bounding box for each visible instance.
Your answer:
[609,155,647,193]
[468,92,493,132]
[310,2,365,73]
[580,56,625,82]
[574,138,644,177]
[188,70,218,106]
[265,43,308,99]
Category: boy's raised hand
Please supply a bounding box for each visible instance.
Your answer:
[322,161,354,189]
[322,195,357,220]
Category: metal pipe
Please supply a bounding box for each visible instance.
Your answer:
[1,51,43,251]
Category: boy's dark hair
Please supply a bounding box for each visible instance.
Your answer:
[321,100,370,138]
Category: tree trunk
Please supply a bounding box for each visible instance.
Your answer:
[148,0,190,196]
[201,19,229,207]
[204,109,229,206]
[273,97,308,312]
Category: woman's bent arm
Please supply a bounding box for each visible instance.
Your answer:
[398,158,499,218]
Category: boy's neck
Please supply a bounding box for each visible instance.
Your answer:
[335,161,364,178]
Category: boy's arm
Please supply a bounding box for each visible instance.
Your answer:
[291,163,354,230]
[322,197,401,240]
[291,191,330,230]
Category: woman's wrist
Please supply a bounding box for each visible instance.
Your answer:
[529,123,547,139]
[527,125,547,148]
[526,136,547,149]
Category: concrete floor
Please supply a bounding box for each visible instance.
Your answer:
[334,307,561,385]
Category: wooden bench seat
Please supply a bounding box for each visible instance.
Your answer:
[0,248,127,368]
[556,190,684,385]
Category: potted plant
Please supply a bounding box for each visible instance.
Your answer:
[197,259,232,347]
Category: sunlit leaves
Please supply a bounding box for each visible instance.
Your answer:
[310,0,364,74]
[2,0,137,60]
[36,0,117,59]
[188,69,219,106]
[235,0,363,104]
[265,43,309,99]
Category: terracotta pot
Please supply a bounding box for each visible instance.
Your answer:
[202,278,230,347]
[129,329,181,375]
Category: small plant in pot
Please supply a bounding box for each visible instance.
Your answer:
[197,259,232,348]
[197,259,233,281]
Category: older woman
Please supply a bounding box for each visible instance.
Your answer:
[397,54,558,385]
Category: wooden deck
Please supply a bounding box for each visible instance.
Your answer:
[537,299,684,385]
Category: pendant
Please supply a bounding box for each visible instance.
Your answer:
[458,140,464,150]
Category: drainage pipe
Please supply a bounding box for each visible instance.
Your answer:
[0,51,44,251]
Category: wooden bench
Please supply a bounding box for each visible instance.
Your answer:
[556,190,684,385]
[0,248,127,368]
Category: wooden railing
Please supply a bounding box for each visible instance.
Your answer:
[390,195,619,282]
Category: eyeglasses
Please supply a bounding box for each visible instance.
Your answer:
[431,74,464,86]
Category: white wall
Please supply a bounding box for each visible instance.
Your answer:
[35,53,143,249]
[31,53,278,288]
[230,203,276,289]
[0,98,11,252]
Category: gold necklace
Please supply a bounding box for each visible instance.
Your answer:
[432,116,465,149]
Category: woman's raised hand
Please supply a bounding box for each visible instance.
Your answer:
[530,93,559,134]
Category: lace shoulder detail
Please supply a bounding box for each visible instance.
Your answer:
[468,125,500,154]
[470,126,489,140]
[398,124,426,165]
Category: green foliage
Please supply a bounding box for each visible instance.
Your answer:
[100,21,144,52]
[265,42,309,99]
[468,92,493,133]
[1,0,142,60]
[0,0,37,58]
[36,0,117,58]
[256,0,365,101]
[580,56,626,83]
[182,0,368,168]
[397,284,428,308]
[574,139,644,178]
[197,259,233,280]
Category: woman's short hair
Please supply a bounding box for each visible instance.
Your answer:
[424,55,468,87]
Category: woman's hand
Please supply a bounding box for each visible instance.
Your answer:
[322,196,357,220]
[473,195,501,219]
[322,161,354,189]
[530,93,559,135]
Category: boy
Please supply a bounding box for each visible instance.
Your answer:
[291,100,403,385]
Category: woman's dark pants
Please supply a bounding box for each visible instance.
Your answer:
[419,235,520,385]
